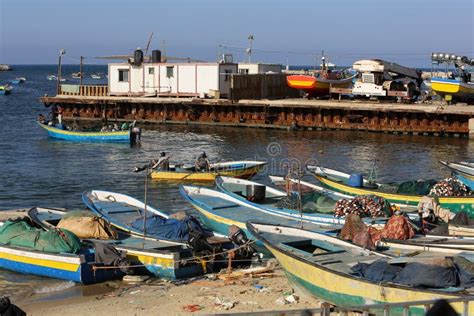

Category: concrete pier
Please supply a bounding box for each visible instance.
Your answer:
[41,88,474,137]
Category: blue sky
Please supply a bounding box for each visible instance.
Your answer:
[1,0,473,67]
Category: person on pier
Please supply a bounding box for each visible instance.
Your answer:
[195,152,210,172]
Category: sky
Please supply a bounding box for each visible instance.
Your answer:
[1,0,473,67]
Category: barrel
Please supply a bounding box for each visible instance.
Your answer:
[246,184,266,202]
[348,173,363,188]
[134,49,143,65]
[151,50,161,63]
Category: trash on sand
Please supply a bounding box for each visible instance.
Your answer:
[284,294,299,304]
[123,275,150,283]
[129,290,141,295]
[182,304,205,312]
[215,297,237,310]
[275,297,288,305]
[253,284,264,290]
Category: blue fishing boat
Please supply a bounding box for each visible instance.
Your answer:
[37,121,140,144]
[82,190,254,264]
[179,185,339,248]
[0,214,122,284]
[440,160,474,189]
[215,176,413,228]
[29,207,207,279]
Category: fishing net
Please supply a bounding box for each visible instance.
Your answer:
[57,210,118,240]
[429,177,472,197]
[275,191,337,214]
[0,218,81,253]
[333,195,392,218]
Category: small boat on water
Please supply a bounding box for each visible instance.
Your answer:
[309,165,474,215]
[10,77,26,84]
[71,72,83,79]
[29,207,208,279]
[440,160,474,189]
[0,213,122,284]
[0,84,12,95]
[37,121,140,144]
[247,221,474,315]
[150,161,266,182]
[47,75,66,82]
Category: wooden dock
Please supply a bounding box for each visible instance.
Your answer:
[40,84,474,137]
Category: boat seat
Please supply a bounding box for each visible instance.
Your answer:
[94,202,142,214]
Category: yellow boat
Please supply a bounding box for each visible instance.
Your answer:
[431,78,474,101]
[248,222,474,315]
[150,161,266,182]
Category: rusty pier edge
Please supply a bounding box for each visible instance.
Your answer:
[40,95,474,138]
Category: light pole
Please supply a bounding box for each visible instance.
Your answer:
[56,48,66,95]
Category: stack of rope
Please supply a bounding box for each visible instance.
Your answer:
[429,178,472,197]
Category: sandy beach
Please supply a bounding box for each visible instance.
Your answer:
[18,267,321,315]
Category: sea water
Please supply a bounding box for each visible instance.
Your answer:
[0,65,472,301]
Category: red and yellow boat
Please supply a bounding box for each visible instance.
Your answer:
[287,70,356,96]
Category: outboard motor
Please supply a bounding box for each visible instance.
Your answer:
[228,224,249,246]
[130,126,142,146]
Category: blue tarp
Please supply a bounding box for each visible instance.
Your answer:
[131,215,208,242]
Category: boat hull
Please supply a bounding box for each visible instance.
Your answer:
[38,122,130,143]
[0,245,119,284]
[431,78,474,100]
[286,75,352,95]
[251,226,474,315]
[314,173,474,214]
[151,163,263,182]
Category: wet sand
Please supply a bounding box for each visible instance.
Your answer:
[19,268,321,315]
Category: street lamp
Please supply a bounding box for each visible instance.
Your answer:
[57,49,66,95]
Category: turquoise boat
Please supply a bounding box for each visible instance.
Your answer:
[29,207,206,279]
[215,176,416,228]
[179,185,339,248]
[10,77,25,85]
[440,160,474,189]
[37,121,138,144]
[247,221,474,316]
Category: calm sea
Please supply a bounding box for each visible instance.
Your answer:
[0,65,472,302]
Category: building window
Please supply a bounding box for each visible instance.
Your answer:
[166,66,174,78]
[224,70,232,82]
[118,69,129,82]
[148,68,154,75]
[239,69,249,75]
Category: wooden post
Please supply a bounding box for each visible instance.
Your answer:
[80,56,83,86]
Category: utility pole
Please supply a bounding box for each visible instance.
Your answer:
[79,56,83,86]
[56,48,66,95]
[246,35,254,63]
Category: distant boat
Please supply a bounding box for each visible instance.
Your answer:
[10,77,26,84]
[91,74,102,79]
[47,75,66,82]
[72,72,83,79]
[0,84,12,95]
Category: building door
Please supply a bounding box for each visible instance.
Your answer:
[147,67,155,89]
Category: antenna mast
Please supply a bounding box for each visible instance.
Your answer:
[246,35,254,63]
